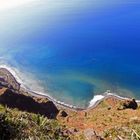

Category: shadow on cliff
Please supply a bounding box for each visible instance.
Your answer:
[0,88,59,119]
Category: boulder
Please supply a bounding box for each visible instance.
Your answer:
[118,99,138,110]
[60,110,68,117]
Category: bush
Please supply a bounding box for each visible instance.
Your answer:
[0,105,71,140]
[0,113,25,140]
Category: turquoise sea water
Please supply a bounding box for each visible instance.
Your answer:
[0,0,140,108]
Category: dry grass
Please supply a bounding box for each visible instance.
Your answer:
[0,104,71,140]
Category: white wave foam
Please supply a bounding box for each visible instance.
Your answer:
[88,90,140,108]
[89,95,105,107]
[0,64,24,85]
[0,64,47,93]
[0,64,140,110]
[0,64,79,109]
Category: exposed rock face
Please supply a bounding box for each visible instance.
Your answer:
[0,68,20,91]
[119,99,138,110]
[0,68,59,119]
[0,88,59,119]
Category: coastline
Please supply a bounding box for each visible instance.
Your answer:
[0,64,139,111]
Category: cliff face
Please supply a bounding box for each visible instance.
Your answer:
[0,68,59,119]
[0,68,77,139]
[0,102,72,140]
[0,87,59,119]
[0,68,20,91]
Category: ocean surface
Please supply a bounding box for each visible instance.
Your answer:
[0,0,140,108]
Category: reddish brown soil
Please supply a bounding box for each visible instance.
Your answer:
[58,97,140,134]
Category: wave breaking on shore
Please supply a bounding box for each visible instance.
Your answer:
[0,64,139,110]
[0,64,81,110]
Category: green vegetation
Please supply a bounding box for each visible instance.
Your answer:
[103,122,140,140]
[98,101,109,108]
[0,104,71,140]
[0,100,140,140]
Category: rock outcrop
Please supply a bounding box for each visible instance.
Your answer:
[0,68,20,91]
[118,98,138,110]
[0,87,59,119]
[60,110,68,117]
[0,68,59,119]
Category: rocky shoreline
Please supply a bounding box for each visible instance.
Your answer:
[0,68,20,92]
[0,67,139,111]
[0,67,140,139]
[0,67,84,111]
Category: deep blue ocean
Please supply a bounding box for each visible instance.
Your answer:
[0,0,140,107]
